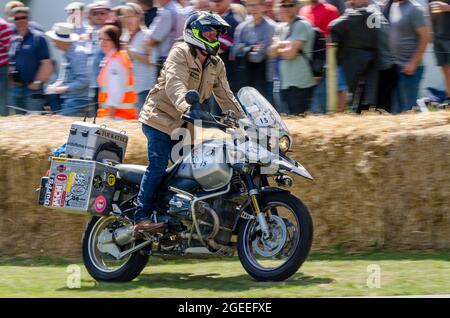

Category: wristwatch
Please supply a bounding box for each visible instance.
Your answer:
[33,80,43,86]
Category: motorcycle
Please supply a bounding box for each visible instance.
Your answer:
[42,87,314,282]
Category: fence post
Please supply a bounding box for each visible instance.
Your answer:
[327,43,338,113]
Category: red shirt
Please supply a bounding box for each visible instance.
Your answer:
[299,3,340,36]
[0,18,13,67]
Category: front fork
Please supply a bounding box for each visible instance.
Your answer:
[244,174,270,239]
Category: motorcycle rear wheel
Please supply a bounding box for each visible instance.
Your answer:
[82,216,148,282]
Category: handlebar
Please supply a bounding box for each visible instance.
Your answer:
[182,90,230,131]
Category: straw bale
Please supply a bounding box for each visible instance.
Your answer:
[0,112,448,259]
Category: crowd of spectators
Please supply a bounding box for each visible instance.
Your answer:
[0,0,449,119]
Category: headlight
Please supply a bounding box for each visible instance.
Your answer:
[279,135,291,152]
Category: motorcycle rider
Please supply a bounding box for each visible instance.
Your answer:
[134,11,246,237]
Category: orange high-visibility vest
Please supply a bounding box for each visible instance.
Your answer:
[97,50,138,120]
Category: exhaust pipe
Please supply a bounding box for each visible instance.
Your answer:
[113,226,136,246]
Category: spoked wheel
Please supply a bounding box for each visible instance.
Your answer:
[82,216,149,282]
[237,193,313,281]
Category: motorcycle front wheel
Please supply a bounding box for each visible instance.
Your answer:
[82,216,148,282]
[237,192,313,281]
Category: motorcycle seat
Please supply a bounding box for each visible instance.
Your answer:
[116,164,147,185]
[116,163,180,186]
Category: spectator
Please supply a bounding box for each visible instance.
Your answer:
[43,59,63,113]
[111,5,128,26]
[84,1,111,116]
[300,0,340,114]
[176,0,191,7]
[65,2,90,36]
[269,0,316,115]
[174,2,198,39]
[0,16,13,116]
[231,2,248,21]
[233,0,276,97]
[97,24,138,120]
[147,0,178,77]
[327,0,347,14]
[122,2,155,110]
[45,23,90,116]
[8,7,53,114]
[137,0,158,28]
[264,0,276,20]
[429,1,450,104]
[300,0,339,36]
[210,0,245,92]
[4,1,44,32]
[383,0,431,114]
[192,0,211,11]
[330,0,393,113]
[375,2,398,113]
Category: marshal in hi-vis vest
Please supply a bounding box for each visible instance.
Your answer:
[97,50,138,120]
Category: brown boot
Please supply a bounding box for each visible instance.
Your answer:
[133,220,167,238]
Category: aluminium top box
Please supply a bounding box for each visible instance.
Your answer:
[66,121,128,163]
[41,157,119,216]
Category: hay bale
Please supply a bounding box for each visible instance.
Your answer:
[0,112,449,259]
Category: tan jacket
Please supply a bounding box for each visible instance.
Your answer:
[139,42,245,136]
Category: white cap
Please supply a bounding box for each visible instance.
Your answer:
[65,2,85,12]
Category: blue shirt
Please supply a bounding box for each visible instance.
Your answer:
[57,44,90,100]
[144,7,158,28]
[9,28,50,85]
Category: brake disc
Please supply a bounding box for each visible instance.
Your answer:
[252,215,287,258]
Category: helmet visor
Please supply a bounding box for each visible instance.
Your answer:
[193,25,221,49]
[202,27,219,43]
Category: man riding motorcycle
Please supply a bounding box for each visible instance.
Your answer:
[134,11,246,237]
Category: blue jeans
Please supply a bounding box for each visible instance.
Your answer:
[310,68,348,114]
[311,77,327,114]
[0,66,8,116]
[45,94,62,112]
[9,86,45,114]
[135,124,175,222]
[137,90,150,110]
[61,98,90,116]
[392,65,424,114]
[265,81,274,106]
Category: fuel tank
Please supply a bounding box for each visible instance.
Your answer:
[176,140,233,192]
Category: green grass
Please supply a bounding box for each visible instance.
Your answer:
[0,251,449,298]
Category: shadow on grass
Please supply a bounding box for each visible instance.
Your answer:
[308,250,450,262]
[1,250,449,267]
[57,272,334,293]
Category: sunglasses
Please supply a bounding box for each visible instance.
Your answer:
[91,11,109,16]
[14,16,29,21]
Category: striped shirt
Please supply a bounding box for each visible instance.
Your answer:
[0,18,13,67]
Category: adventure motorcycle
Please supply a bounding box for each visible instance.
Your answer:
[39,87,314,282]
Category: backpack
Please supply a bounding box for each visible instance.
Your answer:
[287,17,327,77]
